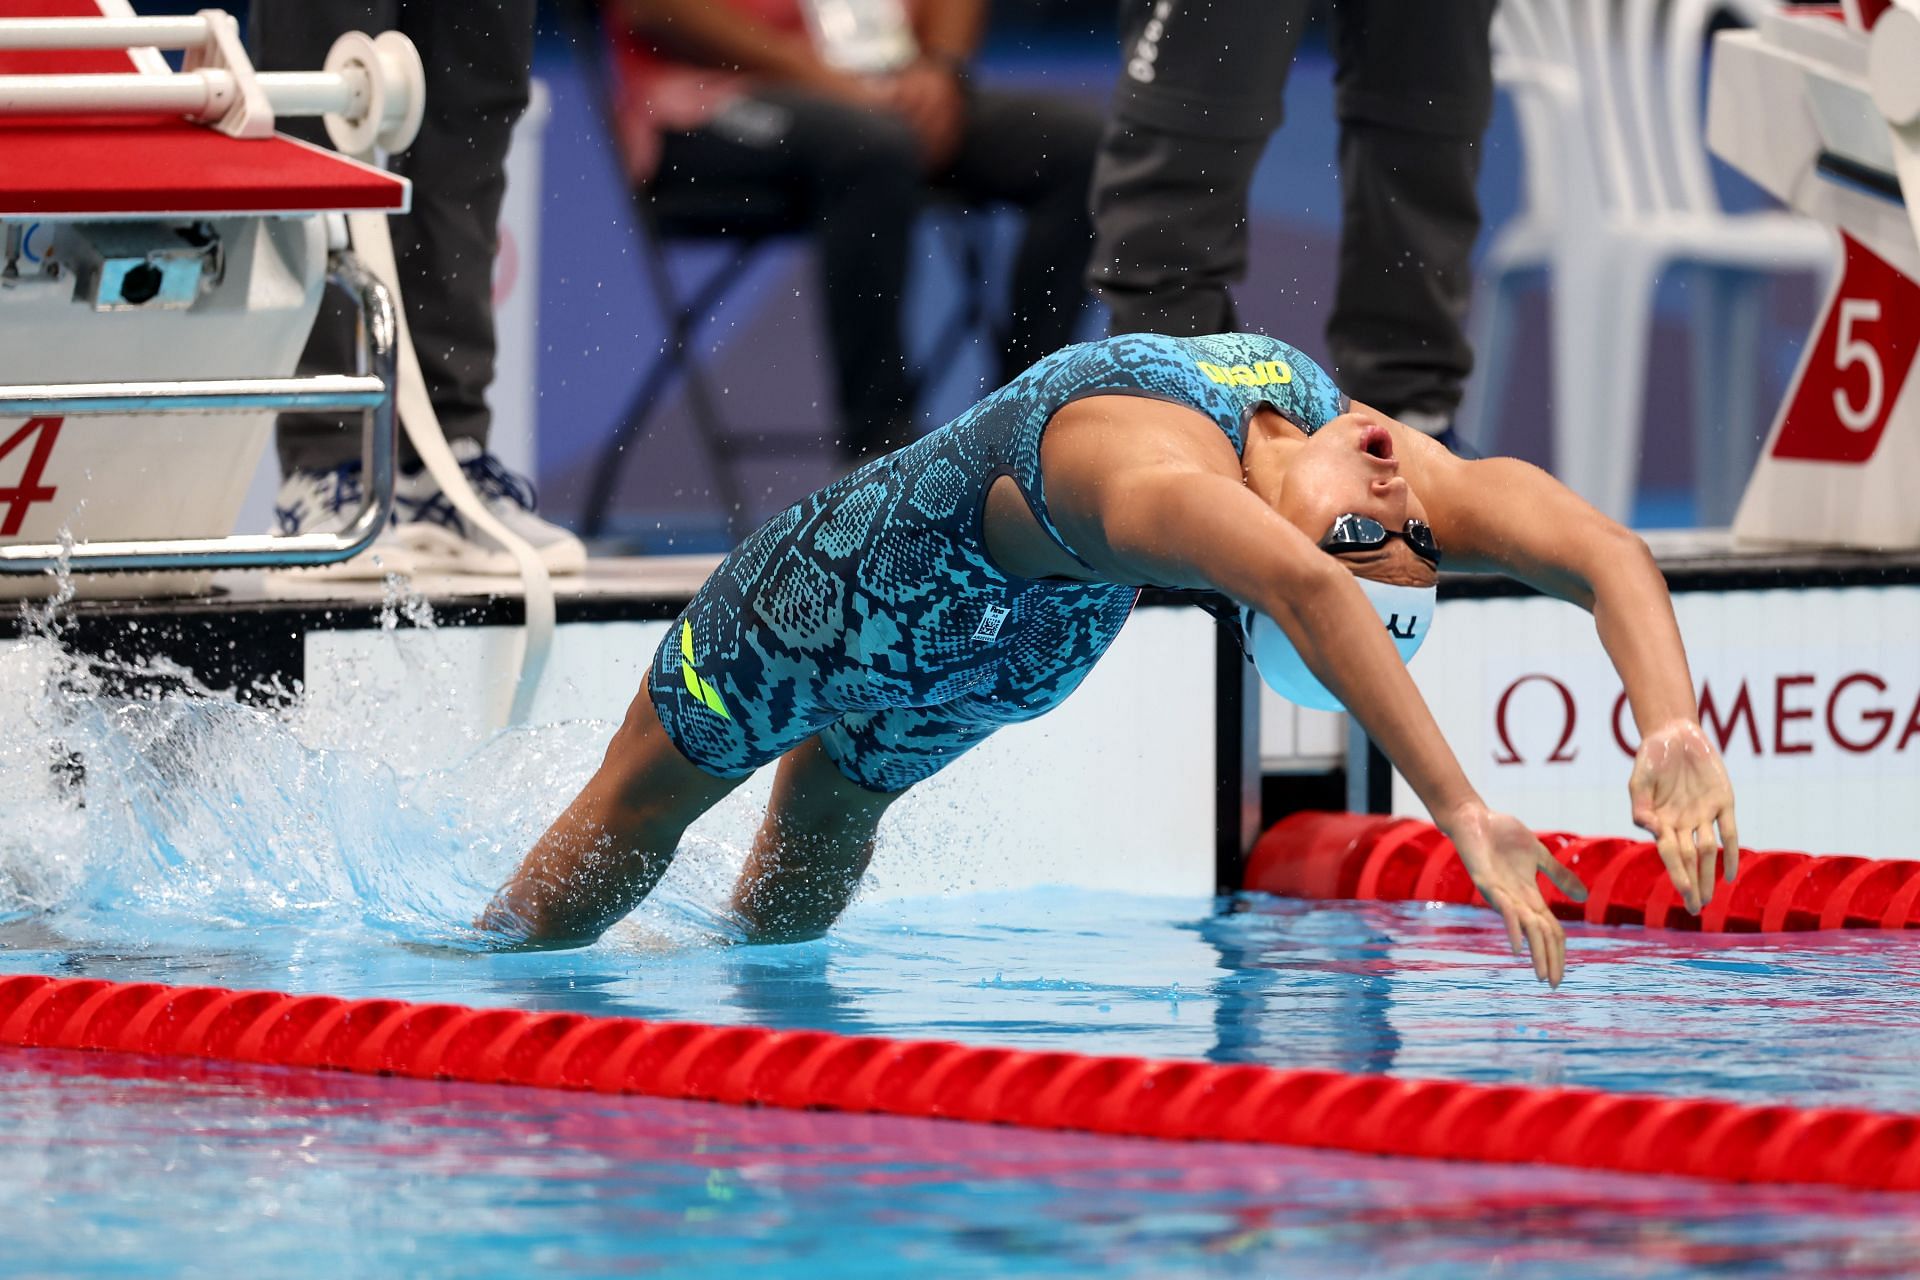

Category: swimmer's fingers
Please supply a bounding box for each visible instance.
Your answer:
[1519,906,1550,986]
[1490,890,1536,981]
[1492,889,1528,961]
[1547,911,1566,987]
[1690,822,1717,909]
[1524,902,1565,988]
[1651,820,1702,915]
[1538,852,1588,904]
[1490,888,1564,987]
[1717,805,1741,883]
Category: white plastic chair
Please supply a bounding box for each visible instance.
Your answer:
[1463,0,1839,524]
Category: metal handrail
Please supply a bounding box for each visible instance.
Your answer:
[0,251,398,575]
[0,16,218,49]
[0,377,385,417]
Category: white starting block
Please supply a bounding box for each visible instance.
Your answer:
[0,0,424,598]
[1709,0,1920,549]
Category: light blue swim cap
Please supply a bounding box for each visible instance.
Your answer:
[1241,579,1436,711]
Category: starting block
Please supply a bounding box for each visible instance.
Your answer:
[1709,0,1920,549]
[0,0,419,598]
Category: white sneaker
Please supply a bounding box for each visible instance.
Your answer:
[271,462,417,580]
[390,440,587,576]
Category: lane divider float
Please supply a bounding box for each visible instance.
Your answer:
[1,973,1917,1191]
[1247,812,1920,933]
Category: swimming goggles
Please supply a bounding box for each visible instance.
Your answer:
[1320,514,1442,566]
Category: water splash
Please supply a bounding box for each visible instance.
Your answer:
[376,572,435,632]
[0,595,752,958]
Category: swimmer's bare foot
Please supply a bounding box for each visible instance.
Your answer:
[472,895,599,952]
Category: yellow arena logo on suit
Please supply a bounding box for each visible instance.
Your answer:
[1195,360,1294,388]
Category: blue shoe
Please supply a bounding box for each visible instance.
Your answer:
[390,440,587,576]
[271,461,416,580]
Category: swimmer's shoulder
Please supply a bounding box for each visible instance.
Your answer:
[1016,333,1217,377]
[1179,332,1347,430]
[1003,333,1244,410]
[1058,332,1333,394]
[1178,332,1327,383]
[1007,333,1341,433]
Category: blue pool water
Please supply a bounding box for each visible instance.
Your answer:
[7,893,1920,1112]
[2,630,1918,1275]
[7,1047,1920,1280]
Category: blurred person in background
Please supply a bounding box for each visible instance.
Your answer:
[607,0,1105,462]
[252,0,586,577]
[1089,0,1497,451]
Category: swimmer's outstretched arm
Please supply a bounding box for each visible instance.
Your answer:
[1394,431,1740,916]
[1090,466,1584,986]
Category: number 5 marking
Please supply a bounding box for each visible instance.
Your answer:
[1832,298,1885,432]
[0,416,62,536]
[1770,234,1920,464]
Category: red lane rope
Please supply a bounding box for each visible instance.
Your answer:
[2,973,1917,1191]
[1248,813,1920,933]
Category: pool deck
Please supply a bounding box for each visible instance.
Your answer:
[3,534,1916,699]
[5,532,1919,630]
[1444,529,1920,597]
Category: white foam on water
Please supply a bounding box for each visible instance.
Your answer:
[0,590,762,957]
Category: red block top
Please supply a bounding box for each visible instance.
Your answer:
[0,0,409,217]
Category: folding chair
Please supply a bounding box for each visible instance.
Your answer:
[562,0,1005,541]
[1462,0,1837,524]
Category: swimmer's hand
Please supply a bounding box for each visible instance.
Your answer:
[1629,719,1740,916]
[1443,804,1589,988]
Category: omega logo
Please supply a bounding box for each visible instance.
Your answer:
[1493,674,1578,765]
[1492,670,1920,764]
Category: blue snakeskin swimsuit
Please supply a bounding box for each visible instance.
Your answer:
[647,332,1348,792]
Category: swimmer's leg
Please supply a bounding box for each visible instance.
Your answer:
[730,735,906,943]
[481,677,746,948]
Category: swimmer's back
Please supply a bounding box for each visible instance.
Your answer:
[645,332,1345,790]
[929,331,1347,568]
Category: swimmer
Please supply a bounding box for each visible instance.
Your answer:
[482,333,1738,985]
